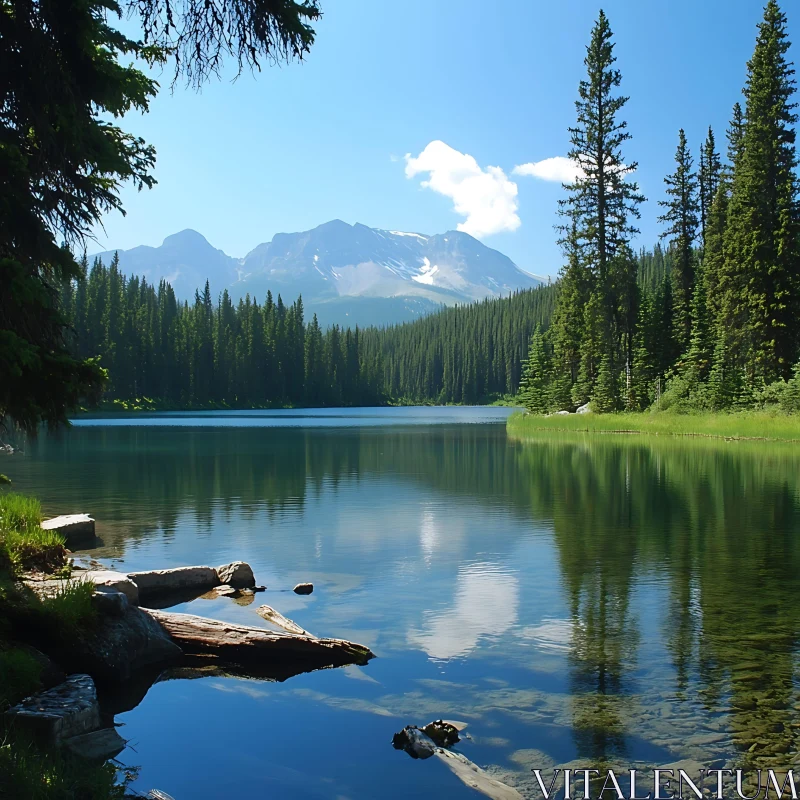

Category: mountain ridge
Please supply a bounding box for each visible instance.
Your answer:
[92,220,542,327]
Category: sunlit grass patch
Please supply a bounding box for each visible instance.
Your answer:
[0,493,66,574]
[507,409,800,442]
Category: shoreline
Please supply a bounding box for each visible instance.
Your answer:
[506,410,800,443]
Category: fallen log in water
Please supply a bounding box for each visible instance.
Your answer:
[393,723,522,800]
[256,604,316,637]
[145,609,373,673]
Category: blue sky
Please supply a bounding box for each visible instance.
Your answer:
[93,0,798,280]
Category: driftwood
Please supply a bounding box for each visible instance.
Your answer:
[394,723,521,800]
[435,749,522,800]
[145,610,373,674]
[256,604,316,638]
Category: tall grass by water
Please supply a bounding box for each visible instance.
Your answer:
[0,493,65,573]
[507,409,800,441]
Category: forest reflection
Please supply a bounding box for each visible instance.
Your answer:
[17,425,800,767]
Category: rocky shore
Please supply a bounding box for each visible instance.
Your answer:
[3,512,374,795]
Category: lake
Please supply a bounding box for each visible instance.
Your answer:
[8,407,800,798]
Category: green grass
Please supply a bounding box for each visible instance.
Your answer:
[35,581,97,635]
[507,408,800,442]
[0,494,65,574]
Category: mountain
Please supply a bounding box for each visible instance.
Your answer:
[92,229,241,300]
[92,221,542,327]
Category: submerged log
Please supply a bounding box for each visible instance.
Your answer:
[145,609,373,672]
[256,604,316,638]
[393,722,521,800]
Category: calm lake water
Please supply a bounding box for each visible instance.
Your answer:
[8,407,800,798]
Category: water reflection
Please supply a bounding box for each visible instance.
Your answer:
[8,418,800,793]
[409,562,519,660]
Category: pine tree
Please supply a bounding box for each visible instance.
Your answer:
[629,293,659,410]
[703,184,729,333]
[781,360,800,411]
[548,225,588,409]
[698,127,722,245]
[572,291,605,406]
[520,326,551,414]
[721,0,800,382]
[726,102,747,174]
[554,10,644,404]
[658,129,699,353]
[684,263,711,382]
[706,331,737,411]
[592,352,621,413]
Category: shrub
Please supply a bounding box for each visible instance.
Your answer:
[780,361,800,412]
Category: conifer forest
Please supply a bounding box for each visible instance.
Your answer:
[58,1,800,415]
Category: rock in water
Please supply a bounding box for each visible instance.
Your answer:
[127,566,219,598]
[392,726,437,759]
[293,582,314,595]
[4,674,100,744]
[216,561,255,588]
[148,791,177,800]
[63,727,127,761]
[40,514,96,549]
[421,720,460,747]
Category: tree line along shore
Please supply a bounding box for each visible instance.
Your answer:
[53,2,800,441]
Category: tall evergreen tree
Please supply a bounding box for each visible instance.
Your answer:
[703,184,729,333]
[658,129,700,352]
[553,9,644,402]
[721,0,800,382]
[698,127,722,245]
[726,102,747,173]
[520,326,551,414]
[548,225,588,409]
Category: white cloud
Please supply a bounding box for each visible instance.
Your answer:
[404,141,520,238]
[513,156,583,183]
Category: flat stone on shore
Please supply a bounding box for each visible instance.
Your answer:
[40,514,96,548]
[4,674,100,744]
[80,570,139,604]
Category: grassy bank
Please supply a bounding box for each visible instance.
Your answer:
[507,409,800,442]
[0,491,125,799]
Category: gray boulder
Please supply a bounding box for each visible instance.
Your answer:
[216,561,255,588]
[293,582,314,595]
[4,674,100,744]
[54,604,182,683]
[127,566,219,598]
[576,402,592,414]
[91,587,129,617]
